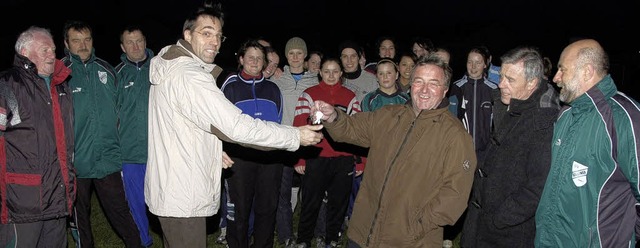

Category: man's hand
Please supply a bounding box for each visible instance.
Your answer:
[311,100,338,123]
[298,125,323,146]
[222,151,234,168]
[295,165,305,175]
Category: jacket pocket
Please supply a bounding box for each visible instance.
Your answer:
[5,172,42,216]
[410,208,437,241]
[408,208,423,237]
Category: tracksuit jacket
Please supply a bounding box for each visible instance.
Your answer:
[535,75,640,247]
[361,88,410,112]
[293,80,362,169]
[62,48,122,179]
[448,75,498,156]
[115,49,154,164]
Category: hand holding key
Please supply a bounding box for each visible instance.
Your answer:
[310,100,338,123]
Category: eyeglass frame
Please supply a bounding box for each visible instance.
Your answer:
[193,30,227,42]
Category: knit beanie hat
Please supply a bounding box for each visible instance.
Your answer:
[285,37,307,55]
[338,40,361,56]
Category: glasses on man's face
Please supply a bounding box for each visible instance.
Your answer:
[193,30,227,42]
[413,80,444,90]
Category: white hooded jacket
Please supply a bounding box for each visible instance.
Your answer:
[145,40,300,217]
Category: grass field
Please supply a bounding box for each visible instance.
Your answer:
[68,194,346,248]
[71,194,461,248]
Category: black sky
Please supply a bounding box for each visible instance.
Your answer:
[1,0,638,97]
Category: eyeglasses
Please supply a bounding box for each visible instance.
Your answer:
[193,30,227,42]
[413,80,444,90]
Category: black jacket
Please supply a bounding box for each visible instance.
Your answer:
[460,82,560,247]
[0,54,75,224]
[449,75,499,157]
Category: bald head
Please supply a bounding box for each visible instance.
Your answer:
[564,39,609,76]
[553,39,610,103]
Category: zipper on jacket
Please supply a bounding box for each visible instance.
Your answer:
[35,76,53,104]
[366,113,417,246]
[472,80,477,146]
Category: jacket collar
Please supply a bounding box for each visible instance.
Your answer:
[64,47,97,64]
[13,54,70,87]
[160,39,222,79]
[568,74,616,115]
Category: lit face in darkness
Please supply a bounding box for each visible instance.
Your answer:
[184,15,224,64]
[320,60,342,86]
[410,64,448,115]
[466,51,487,80]
[240,47,265,76]
[120,30,147,62]
[24,32,56,76]
[65,28,93,62]
[498,61,536,105]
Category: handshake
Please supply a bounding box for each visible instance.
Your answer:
[298,100,337,146]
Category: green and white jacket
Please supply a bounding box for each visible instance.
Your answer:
[535,75,640,247]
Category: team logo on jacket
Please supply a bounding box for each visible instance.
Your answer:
[463,160,471,171]
[98,71,108,84]
[572,161,588,187]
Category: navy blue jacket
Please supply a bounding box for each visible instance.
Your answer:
[221,71,284,162]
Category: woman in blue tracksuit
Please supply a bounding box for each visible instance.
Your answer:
[220,39,285,248]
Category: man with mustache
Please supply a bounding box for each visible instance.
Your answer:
[62,20,143,247]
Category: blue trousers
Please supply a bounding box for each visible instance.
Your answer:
[123,163,152,247]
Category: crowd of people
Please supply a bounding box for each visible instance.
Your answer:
[1,2,639,248]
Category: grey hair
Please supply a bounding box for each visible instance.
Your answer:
[411,54,453,87]
[500,46,544,83]
[15,26,53,54]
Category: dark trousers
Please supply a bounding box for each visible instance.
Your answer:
[297,156,354,245]
[348,174,362,219]
[74,172,142,248]
[220,180,255,235]
[276,165,296,243]
[0,218,67,247]
[226,158,283,248]
[158,216,206,248]
[219,171,229,230]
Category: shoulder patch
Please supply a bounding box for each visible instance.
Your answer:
[463,159,471,171]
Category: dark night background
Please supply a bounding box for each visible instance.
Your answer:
[1,0,638,99]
